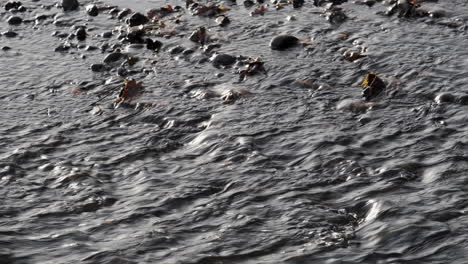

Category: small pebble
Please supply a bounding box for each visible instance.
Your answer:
[1,46,12,51]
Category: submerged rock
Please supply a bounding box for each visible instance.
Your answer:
[7,16,22,25]
[270,35,299,50]
[86,4,98,16]
[75,27,86,41]
[4,1,22,11]
[103,52,123,64]
[127,12,149,27]
[210,53,236,66]
[434,93,455,104]
[90,63,106,72]
[1,30,18,38]
[61,0,79,11]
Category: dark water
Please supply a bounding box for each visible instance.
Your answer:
[1,0,468,263]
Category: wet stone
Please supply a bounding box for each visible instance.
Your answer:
[270,35,299,50]
[4,1,23,11]
[127,12,149,27]
[457,95,468,105]
[1,46,12,51]
[86,4,98,16]
[75,27,86,41]
[90,63,106,72]
[434,92,455,104]
[145,38,163,51]
[1,30,18,38]
[61,0,79,11]
[103,52,123,63]
[182,49,195,56]
[210,53,237,66]
[7,16,22,25]
[215,16,230,27]
[101,31,113,38]
[117,8,131,20]
[169,45,185,55]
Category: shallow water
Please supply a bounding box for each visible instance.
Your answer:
[1,0,468,263]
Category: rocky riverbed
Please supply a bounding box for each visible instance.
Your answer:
[1,0,468,263]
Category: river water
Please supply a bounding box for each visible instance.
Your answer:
[1,0,468,263]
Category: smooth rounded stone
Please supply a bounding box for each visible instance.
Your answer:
[75,27,86,41]
[7,16,22,25]
[103,52,123,63]
[101,31,112,38]
[169,45,185,55]
[4,1,23,11]
[286,15,296,21]
[61,0,79,11]
[90,63,106,72]
[210,53,236,66]
[86,4,98,16]
[1,30,17,38]
[127,12,149,27]
[270,35,299,50]
[434,92,455,104]
[457,95,468,105]
[17,5,26,12]
[1,46,12,51]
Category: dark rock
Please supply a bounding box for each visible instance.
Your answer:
[4,1,22,11]
[189,27,207,45]
[117,8,131,19]
[86,4,98,16]
[100,43,109,52]
[61,0,79,11]
[1,46,12,51]
[292,0,304,8]
[270,35,299,50]
[215,16,230,27]
[123,31,145,44]
[17,5,26,12]
[85,45,98,51]
[457,95,468,105]
[101,31,113,38]
[169,45,185,55]
[434,93,455,104]
[145,38,162,51]
[210,53,236,66]
[75,27,86,41]
[55,43,71,52]
[203,43,221,53]
[1,30,18,38]
[7,16,22,25]
[182,49,195,55]
[35,14,49,21]
[127,12,149,27]
[103,52,123,63]
[361,73,386,101]
[243,0,254,7]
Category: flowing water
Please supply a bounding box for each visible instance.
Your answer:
[1,0,468,263]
